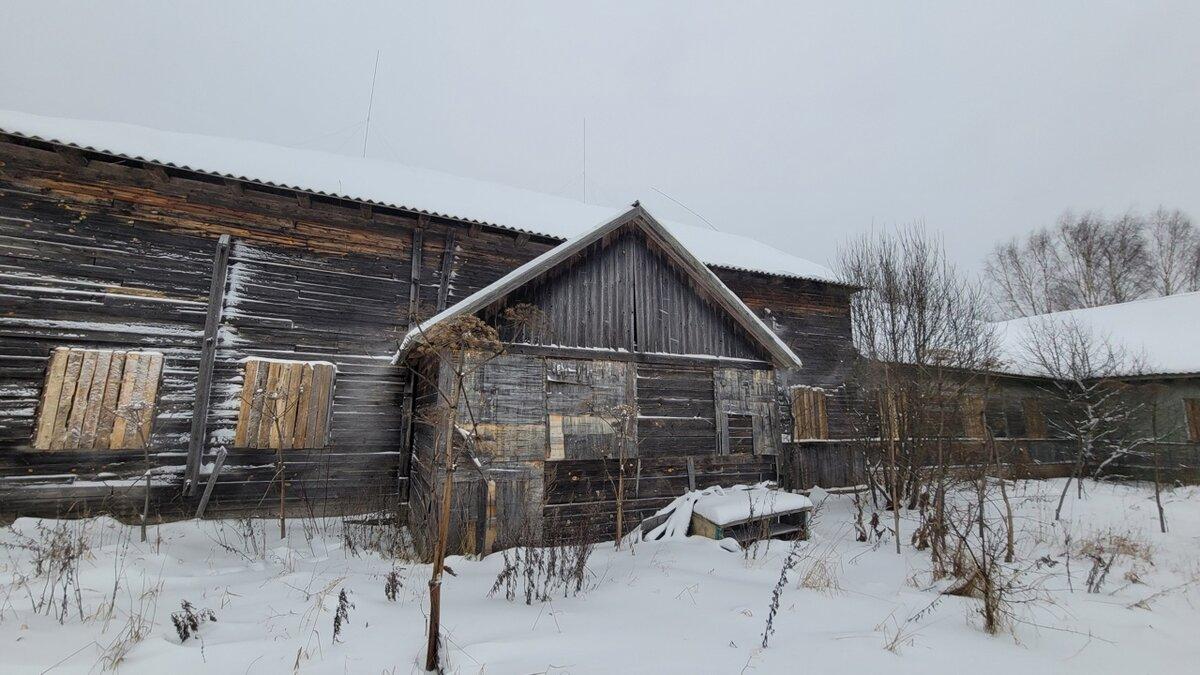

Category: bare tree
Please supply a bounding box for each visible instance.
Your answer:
[839,226,998,557]
[1147,208,1200,296]
[986,230,1063,318]
[987,208,1197,319]
[1016,317,1146,519]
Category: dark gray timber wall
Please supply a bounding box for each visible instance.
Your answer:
[0,136,559,519]
[490,231,765,361]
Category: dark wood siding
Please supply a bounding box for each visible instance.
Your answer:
[630,235,761,359]
[713,269,858,438]
[635,362,718,455]
[0,137,558,518]
[0,134,861,520]
[492,231,764,360]
[544,454,776,542]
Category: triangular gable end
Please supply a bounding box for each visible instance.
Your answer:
[398,206,802,368]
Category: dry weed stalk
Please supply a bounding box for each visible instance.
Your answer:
[409,314,506,672]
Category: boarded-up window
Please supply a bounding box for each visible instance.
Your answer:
[234,359,336,449]
[34,347,164,450]
[1022,398,1048,439]
[545,359,632,460]
[791,387,829,440]
[962,395,986,438]
[727,414,755,453]
[1185,399,1200,442]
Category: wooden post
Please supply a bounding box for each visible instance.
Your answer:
[408,220,426,324]
[435,231,456,312]
[714,371,729,455]
[185,234,231,495]
[482,479,498,555]
[401,221,427,503]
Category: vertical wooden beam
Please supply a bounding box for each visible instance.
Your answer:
[713,367,726,455]
[625,229,638,352]
[482,479,498,555]
[398,364,417,501]
[399,220,427,497]
[185,234,232,494]
[407,219,426,326]
[435,231,456,312]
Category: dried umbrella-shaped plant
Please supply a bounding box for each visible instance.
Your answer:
[409,315,505,672]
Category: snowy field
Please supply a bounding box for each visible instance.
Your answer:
[2,479,1197,674]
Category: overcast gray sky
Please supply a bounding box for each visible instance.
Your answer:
[3,2,1198,274]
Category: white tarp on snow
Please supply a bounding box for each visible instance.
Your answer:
[692,486,813,525]
[0,109,837,283]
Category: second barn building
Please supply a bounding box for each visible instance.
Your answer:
[397,206,803,553]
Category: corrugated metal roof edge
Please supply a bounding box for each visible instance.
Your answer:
[0,127,854,288]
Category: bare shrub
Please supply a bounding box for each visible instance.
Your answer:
[877,611,921,654]
[171,600,217,643]
[1017,319,1149,518]
[331,589,353,644]
[96,576,162,671]
[838,226,998,555]
[384,566,402,602]
[761,538,801,648]
[796,540,842,594]
[2,519,92,623]
[939,478,1047,635]
[488,538,595,604]
[1076,529,1152,564]
[1077,529,1152,594]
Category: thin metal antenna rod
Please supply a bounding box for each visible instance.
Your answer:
[362,50,381,158]
[582,116,587,203]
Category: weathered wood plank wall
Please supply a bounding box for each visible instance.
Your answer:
[544,454,777,542]
[0,137,558,517]
[0,134,860,520]
[713,271,858,438]
[491,231,764,360]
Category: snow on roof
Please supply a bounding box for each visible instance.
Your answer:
[397,206,804,369]
[692,487,812,526]
[991,291,1200,377]
[0,109,838,283]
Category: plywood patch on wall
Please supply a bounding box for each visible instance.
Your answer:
[33,347,164,451]
[233,358,336,449]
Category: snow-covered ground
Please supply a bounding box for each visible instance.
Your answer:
[2,479,1197,674]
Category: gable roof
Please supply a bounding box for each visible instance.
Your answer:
[991,291,1200,377]
[0,109,838,284]
[398,206,803,369]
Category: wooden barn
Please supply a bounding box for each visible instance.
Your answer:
[398,206,803,551]
[0,110,858,531]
